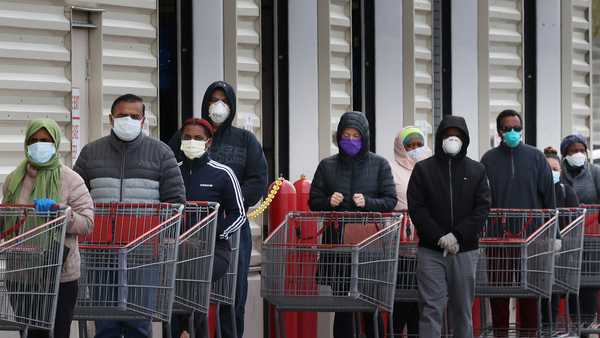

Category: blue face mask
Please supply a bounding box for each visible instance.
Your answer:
[502,129,522,148]
[27,142,56,164]
[552,171,561,184]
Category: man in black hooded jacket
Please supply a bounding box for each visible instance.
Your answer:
[407,115,491,338]
[169,81,268,338]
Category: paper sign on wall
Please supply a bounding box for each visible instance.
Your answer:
[71,88,81,164]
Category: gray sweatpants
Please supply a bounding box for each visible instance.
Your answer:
[417,247,479,338]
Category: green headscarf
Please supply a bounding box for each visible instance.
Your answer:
[4,119,62,204]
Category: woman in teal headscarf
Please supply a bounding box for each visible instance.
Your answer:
[2,118,94,338]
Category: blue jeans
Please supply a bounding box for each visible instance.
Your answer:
[219,222,251,338]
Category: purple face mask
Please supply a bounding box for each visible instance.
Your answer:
[339,138,362,157]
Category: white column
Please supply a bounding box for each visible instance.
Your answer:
[192,0,224,116]
[536,0,561,150]
[374,0,403,162]
[288,0,320,180]
[451,0,479,159]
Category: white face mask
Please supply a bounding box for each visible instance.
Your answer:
[112,116,142,141]
[208,101,230,124]
[566,152,587,168]
[552,170,561,184]
[180,139,207,160]
[407,146,429,161]
[442,136,463,156]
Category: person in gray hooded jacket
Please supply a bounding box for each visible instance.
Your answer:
[74,93,185,338]
[560,134,600,329]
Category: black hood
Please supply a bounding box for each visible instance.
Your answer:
[336,111,370,158]
[434,115,470,159]
[201,81,237,128]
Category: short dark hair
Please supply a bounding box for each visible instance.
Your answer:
[111,94,145,116]
[496,109,522,132]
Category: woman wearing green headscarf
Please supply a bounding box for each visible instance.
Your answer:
[2,118,94,338]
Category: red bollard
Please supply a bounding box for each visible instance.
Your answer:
[268,179,298,338]
[293,176,318,338]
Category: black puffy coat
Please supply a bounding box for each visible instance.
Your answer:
[407,116,491,252]
[309,111,397,212]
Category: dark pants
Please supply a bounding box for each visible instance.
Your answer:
[393,301,419,336]
[333,313,380,338]
[491,298,539,337]
[575,287,598,321]
[18,280,79,338]
[541,294,559,326]
[219,223,251,338]
[168,252,230,338]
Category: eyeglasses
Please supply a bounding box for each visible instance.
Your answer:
[501,126,522,133]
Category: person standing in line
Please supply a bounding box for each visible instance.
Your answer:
[559,134,600,331]
[389,126,431,336]
[481,109,557,337]
[309,111,397,338]
[169,118,246,338]
[169,81,268,338]
[407,115,491,338]
[541,147,579,328]
[75,94,186,338]
[2,119,94,338]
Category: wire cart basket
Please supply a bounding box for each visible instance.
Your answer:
[262,212,402,338]
[475,209,557,337]
[394,212,418,303]
[551,208,585,336]
[0,205,69,337]
[209,223,241,338]
[164,201,219,338]
[578,204,600,334]
[74,203,182,335]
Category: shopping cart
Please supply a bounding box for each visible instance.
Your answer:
[551,208,585,336]
[394,211,418,303]
[0,205,69,337]
[164,201,219,338]
[74,203,183,337]
[578,204,600,334]
[262,212,402,338]
[476,209,557,337]
[210,223,241,338]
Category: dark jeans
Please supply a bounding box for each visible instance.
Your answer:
[333,312,383,338]
[393,301,419,336]
[11,280,79,338]
[220,223,251,338]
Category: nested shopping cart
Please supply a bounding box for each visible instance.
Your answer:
[476,209,558,337]
[0,205,69,338]
[74,203,183,337]
[210,222,241,338]
[163,201,219,338]
[551,208,585,336]
[579,204,600,334]
[394,211,418,303]
[262,212,402,338]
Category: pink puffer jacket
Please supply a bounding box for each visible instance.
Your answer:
[2,164,94,283]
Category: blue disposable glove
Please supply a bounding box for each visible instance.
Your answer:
[34,198,57,212]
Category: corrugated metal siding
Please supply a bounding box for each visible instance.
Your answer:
[413,0,433,144]
[235,0,262,141]
[0,1,71,189]
[488,0,523,147]
[569,0,592,142]
[329,0,352,153]
[101,2,158,136]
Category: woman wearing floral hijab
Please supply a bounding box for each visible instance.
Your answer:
[2,118,94,338]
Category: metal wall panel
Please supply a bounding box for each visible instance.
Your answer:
[488,0,524,147]
[0,0,71,189]
[235,0,262,141]
[562,0,592,144]
[101,2,158,136]
[318,0,352,157]
[404,0,434,145]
